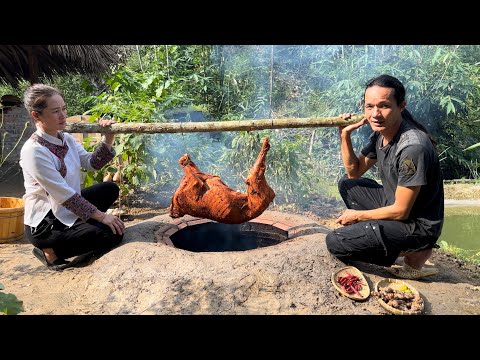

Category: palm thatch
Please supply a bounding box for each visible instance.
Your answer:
[0,45,126,87]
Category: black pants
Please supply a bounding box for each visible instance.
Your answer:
[25,182,123,260]
[325,175,437,267]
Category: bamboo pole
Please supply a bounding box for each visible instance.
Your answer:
[65,115,365,134]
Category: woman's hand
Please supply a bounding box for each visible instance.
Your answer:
[99,118,116,145]
[99,118,116,127]
[100,212,125,235]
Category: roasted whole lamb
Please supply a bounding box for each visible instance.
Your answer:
[169,137,275,224]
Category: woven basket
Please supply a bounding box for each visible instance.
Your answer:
[374,278,424,315]
[331,266,370,301]
[0,197,25,243]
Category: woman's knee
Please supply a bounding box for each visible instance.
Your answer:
[100,226,123,246]
[101,181,120,199]
[97,181,120,207]
[93,232,123,254]
[82,181,120,208]
[112,233,123,247]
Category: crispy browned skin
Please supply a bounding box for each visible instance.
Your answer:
[169,137,275,224]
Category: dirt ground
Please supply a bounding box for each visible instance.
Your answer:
[1,165,480,315]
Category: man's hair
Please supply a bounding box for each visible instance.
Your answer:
[364,74,436,146]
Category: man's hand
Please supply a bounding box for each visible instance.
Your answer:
[335,209,361,226]
[338,113,368,136]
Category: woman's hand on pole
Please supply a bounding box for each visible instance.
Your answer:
[99,118,116,146]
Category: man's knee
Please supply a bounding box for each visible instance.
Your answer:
[326,231,352,264]
[326,231,341,256]
[337,174,349,193]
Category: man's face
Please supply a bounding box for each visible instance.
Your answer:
[364,85,405,134]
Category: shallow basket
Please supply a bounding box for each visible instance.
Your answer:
[0,197,25,243]
[331,266,370,301]
[374,278,424,315]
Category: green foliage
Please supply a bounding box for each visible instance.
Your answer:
[464,143,480,151]
[0,74,96,117]
[219,131,320,204]
[282,45,480,180]
[439,241,480,266]
[0,82,26,99]
[49,74,96,116]
[81,46,217,191]
[0,283,24,315]
[77,45,480,204]
[267,135,310,203]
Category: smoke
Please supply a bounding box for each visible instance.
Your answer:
[140,45,475,206]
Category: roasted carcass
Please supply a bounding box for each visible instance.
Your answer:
[170,137,275,224]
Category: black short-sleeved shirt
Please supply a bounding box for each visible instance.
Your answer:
[360,119,444,239]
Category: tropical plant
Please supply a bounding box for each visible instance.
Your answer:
[439,240,480,267]
[0,283,24,315]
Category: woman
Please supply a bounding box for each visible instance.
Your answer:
[20,84,125,271]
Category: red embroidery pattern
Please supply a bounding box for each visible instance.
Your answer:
[90,142,115,170]
[62,193,97,221]
[32,133,69,178]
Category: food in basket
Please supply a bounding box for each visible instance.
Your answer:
[337,273,364,297]
[331,266,370,300]
[373,285,423,312]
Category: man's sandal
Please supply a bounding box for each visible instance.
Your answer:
[394,256,435,267]
[384,263,440,280]
[32,247,72,271]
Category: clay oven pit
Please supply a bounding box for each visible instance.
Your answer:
[45,210,394,315]
[155,212,325,252]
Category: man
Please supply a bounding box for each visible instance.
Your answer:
[325,74,443,280]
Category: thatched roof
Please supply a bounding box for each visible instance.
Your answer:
[0,45,125,87]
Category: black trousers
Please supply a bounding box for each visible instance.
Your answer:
[326,175,437,267]
[25,182,123,260]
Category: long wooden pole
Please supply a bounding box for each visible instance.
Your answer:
[65,115,365,134]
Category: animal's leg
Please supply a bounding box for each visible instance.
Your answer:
[179,153,216,182]
[181,156,210,200]
[246,137,270,185]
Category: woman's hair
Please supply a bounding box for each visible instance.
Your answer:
[23,84,64,126]
[364,74,436,146]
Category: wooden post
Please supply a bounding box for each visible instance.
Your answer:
[65,115,365,134]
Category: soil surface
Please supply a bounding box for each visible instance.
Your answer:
[1,165,479,315]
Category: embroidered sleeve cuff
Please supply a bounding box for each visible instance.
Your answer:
[62,193,97,221]
[90,141,116,170]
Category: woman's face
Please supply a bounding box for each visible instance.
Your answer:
[33,94,67,137]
